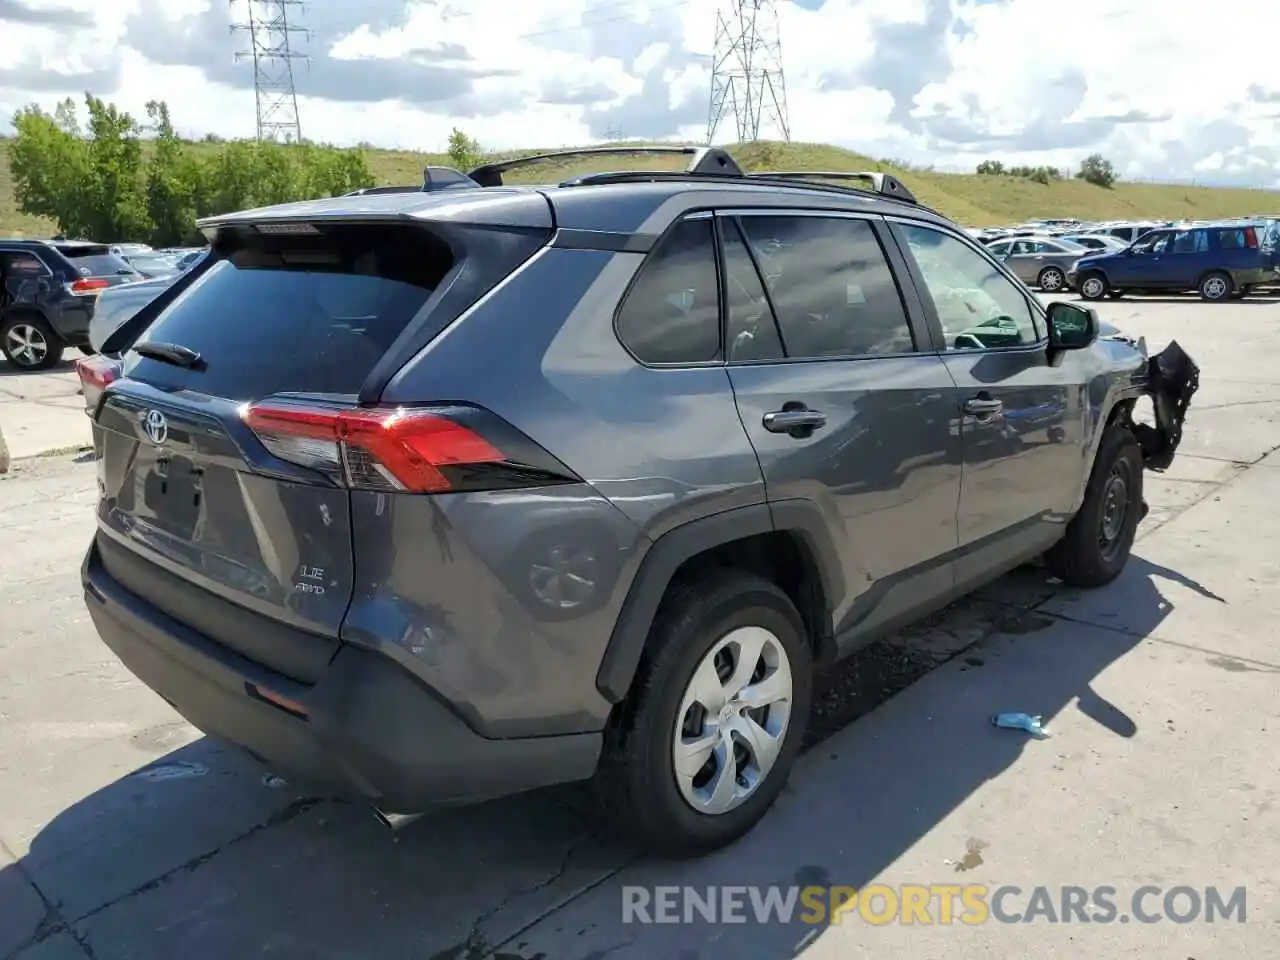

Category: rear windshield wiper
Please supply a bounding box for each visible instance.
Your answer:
[132,340,205,370]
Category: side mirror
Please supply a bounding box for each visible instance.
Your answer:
[1046,301,1097,351]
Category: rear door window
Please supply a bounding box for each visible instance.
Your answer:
[615,218,722,365]
[1171,230,1209,254]
[736,214,916,358]
[122,223,454,399]
[52,244,135,278]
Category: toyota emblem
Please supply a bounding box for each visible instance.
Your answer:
[143,409,169,445]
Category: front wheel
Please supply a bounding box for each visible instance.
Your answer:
[1078,273,1108,301]
[595,571,813,857]
[1,314,65,371]
[1046,424,1144,587]
[1038,266,1066,292]
[1199,271,1232,301]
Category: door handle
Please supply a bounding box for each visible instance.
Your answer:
[762,407,827,435]
[964,395,1003,418]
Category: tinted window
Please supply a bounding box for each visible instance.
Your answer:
[1133,232,1169,254]
[52,244,135,278]
[722,219,784,363]
[123,223,453,399]
[1171,230,1209,254]
[898,224,1039,351]
[987,241,1011,255]
[1214,227,1255,250]
[0,252,48,276]
[737,215,914,358]
[616,218,721,365]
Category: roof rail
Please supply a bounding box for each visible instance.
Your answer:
[744,170,917,205]
[343,165,480,197]
[467,145,744,187]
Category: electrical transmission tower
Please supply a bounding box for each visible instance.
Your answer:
[231,0,309,142]
[705,0,790,145]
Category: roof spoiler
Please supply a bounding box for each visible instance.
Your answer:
[343,166,481,197]
[467,145,745,187]
[744,170,917,204]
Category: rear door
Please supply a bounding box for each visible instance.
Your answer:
[720,210,963,646]
[1167,228,1210,288]
[91,221,458,682]
[888,220,1081,588]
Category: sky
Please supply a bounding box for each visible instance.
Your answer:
[2,0,1280,187]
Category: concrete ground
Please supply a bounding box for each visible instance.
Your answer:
[1,295,1277,959]
[0,361,87,463]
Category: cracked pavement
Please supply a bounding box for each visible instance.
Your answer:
[2,296,1278,959]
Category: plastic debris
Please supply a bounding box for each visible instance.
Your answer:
[991,712,1050,739]
[262,773,289,788]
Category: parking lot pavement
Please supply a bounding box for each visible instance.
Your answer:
[1,297,1278,959]
[0,361,89,463]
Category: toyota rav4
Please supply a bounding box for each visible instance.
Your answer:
[80,148,1199,857]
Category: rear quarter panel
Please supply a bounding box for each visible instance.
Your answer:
[354,245,765,736]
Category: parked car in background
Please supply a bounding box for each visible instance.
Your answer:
[0,239,143,370]
[1062,234,1128,253]
[1084,222,1165,245]
[78,147,1200,857]
[1070,220,1280,301]
[121,252,184,279]
[985,235,1087,291]
[110,243,153,257]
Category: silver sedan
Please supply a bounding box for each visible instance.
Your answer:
[986,235,1089,292]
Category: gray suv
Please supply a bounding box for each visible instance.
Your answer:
[81,147,1199,857]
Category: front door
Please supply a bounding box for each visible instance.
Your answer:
[1108,230,1173,288]
[719,211,963,647]
[888,221,1084,590]
[1003,240,1043,286]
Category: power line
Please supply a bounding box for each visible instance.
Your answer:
[706,0,790,145]
[231,0,309,142]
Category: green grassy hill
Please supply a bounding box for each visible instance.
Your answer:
[3,137,1277,237]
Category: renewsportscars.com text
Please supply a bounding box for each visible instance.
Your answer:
[621,884,1247,926]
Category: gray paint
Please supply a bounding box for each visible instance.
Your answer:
[83,174,1181,807]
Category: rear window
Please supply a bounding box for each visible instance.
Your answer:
[122,223,454,399]
[53,244,135,277]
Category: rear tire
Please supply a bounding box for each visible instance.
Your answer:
[1078,272,1108,301]
[1199,271,1232,301]
[1046,424,1144,587]
[1038,266,1066,292]
[594,570,813,857]
[1,314,65,371]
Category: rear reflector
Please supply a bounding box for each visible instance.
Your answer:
[242,399,578,494]
[76,355,122,415]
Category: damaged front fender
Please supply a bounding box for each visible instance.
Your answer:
[1129,340,1201,472]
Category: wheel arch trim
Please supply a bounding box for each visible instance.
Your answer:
[594,500,843,703]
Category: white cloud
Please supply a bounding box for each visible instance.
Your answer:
[1,0,1278,186]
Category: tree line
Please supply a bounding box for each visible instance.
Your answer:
[7,94,376,247]
[976,153,1118,188]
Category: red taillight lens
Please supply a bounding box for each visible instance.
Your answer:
[242,400,572,494]
[75,355,121,415]
[1245,227,1258,249]
[70,278,110,294]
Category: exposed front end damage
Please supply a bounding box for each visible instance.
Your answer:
[1127,340,1201,472]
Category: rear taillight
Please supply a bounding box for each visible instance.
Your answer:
[242,399,579,494]
[75,355,121,415]
[1245,228,1258,249]
[69,278,110,294]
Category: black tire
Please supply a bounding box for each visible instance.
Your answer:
[0,313,65,371]
[1106,290,1125,300]
[1078,272,1108,301]
[1198,271,1232,301]
[1037,266,1066,292]
[594,570,813,857]
[1046,424,1144,587]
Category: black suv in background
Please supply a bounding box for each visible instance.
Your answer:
[0,239,141,370]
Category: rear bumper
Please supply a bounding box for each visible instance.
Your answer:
[82,542,601,813]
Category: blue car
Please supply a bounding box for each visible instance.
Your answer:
[1068,220,1280,302]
